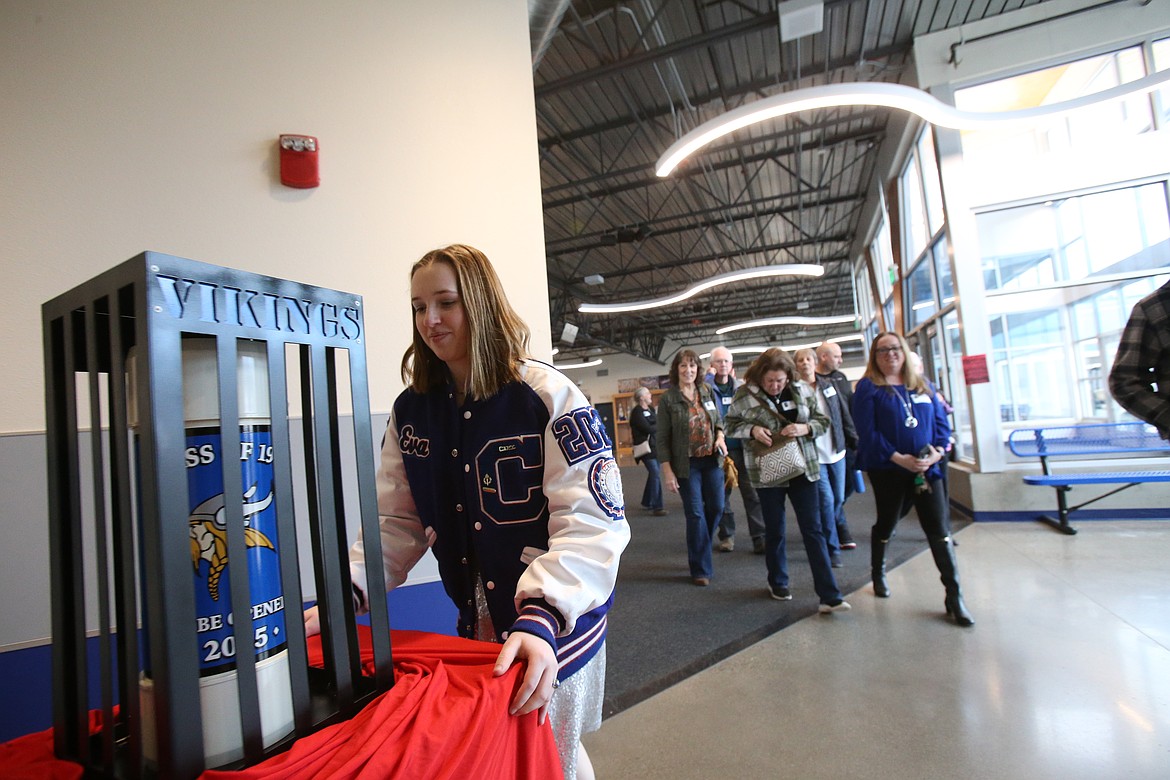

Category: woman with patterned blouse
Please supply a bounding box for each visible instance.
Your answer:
[657,349,727,586]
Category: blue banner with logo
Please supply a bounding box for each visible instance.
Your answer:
[186,426,286,676]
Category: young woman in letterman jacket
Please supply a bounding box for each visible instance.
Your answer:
[852,331,973,627]
[305,245,630,779]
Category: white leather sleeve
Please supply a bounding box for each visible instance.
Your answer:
[347,408,431,614]
[513,362,631,635]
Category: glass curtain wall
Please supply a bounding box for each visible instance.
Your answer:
[956,39,1170,430]
[871,207,896,334]
[855,195,894,355]
[978,184,1170,423]
[855,255,878,346]
[956,46,1155,171]
[897,128,970,458]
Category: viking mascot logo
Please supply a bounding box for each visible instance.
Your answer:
[189,484,277,601]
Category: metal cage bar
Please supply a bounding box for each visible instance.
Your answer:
[42,252,390,778]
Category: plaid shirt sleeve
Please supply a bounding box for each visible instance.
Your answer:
[1109,283,1170,437]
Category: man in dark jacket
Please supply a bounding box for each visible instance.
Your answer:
[816,341,859,548]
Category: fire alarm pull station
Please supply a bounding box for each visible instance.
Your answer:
[279,134,319,188]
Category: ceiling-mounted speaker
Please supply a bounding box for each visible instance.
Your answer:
[561,322,579,345]
[778,0,824,43]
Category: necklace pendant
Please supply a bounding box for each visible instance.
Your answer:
[904,416,918,428]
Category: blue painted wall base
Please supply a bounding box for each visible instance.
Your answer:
[0,581,457,745]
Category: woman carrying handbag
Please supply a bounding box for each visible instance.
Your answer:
[725,348,850,613]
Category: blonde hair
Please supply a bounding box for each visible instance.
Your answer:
[862,332,929,394]
[401,244,530,399]
[793,348,818,376]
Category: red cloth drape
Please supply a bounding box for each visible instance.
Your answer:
[1,628,562,780]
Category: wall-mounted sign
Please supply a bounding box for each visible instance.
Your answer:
[962,354,990,385]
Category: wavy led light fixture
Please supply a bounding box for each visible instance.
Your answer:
[700,333,864,360]
[553,358,603,370]
[716,313,856,335]
[578,264,823,314]
[656,71,1170,177]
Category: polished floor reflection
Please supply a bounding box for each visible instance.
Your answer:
[584,521,1170,779]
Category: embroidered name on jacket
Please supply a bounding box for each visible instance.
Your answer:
[398,424,430,457]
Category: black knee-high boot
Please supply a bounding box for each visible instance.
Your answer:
[929,538,974,627]
[871,533,890,598]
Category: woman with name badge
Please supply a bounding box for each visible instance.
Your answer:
[304,244,631,779]
[852,332,973,627]
[629,386,666,516]
[794,347,856,569]
[657,349,727,586]
[724,348,849,612]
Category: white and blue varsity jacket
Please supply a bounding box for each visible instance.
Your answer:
[349,360,630,680]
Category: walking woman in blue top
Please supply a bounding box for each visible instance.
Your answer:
[852,332,973,627]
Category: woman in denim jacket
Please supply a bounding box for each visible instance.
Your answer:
[725,348,850,613]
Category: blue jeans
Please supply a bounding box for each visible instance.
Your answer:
[823,456,847,530]
[757,476,844,604]
[640,456,663,510]
[677,455,725,579]
[818,458,845,553]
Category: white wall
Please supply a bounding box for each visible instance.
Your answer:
[562,352,670,404]
[0,0,546,648]
[0,0,550,434]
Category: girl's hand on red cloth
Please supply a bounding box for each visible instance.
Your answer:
[493,631,559,724]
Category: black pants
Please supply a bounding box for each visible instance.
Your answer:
[869,468,949,544]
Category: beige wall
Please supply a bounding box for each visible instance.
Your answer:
[0,0,545,647]
[0,0,549,434]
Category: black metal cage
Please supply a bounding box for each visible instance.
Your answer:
[42,252,393,778]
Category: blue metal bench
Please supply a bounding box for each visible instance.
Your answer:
[1007,422,1170,535]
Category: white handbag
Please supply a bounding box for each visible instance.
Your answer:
[751,436,806,483]
[746,388,807,484]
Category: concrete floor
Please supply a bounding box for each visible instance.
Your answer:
[583,520,1170,779]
